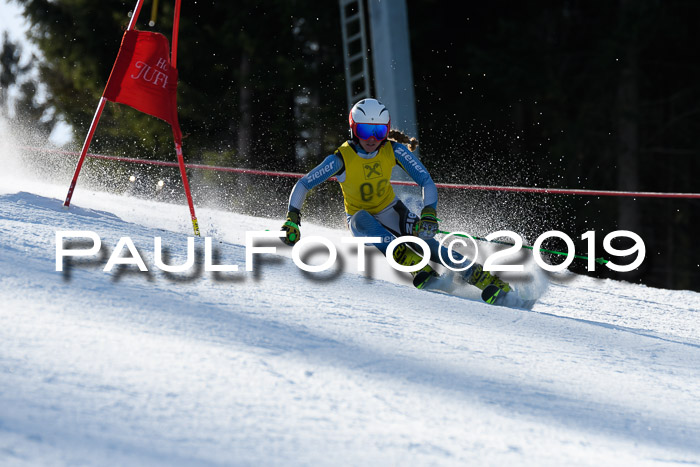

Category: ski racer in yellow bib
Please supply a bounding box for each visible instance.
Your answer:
[281,98,511,299]
[336,140,397,215]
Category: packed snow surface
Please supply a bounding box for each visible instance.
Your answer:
[1,154,699,465]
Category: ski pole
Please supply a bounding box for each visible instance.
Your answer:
[437,230,609,265]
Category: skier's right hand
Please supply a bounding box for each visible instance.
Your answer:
[281,211,301,246]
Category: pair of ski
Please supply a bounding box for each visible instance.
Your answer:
[414,269,538,311]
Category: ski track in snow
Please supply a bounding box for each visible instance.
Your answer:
[0,172,699,465]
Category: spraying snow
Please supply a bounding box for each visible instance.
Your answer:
[1,119,699,465]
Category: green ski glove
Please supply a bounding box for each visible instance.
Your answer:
[281,211,301,246]
[415,206,439,239]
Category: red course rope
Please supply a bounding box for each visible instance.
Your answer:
[24,146,700,199]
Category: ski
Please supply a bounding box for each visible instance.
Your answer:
[421,271,538,311]
[481,284,503,305]
[482,284,537,310]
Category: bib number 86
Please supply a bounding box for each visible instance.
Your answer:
[359,180,389,202]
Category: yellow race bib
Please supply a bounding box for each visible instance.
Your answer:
[337,142,396,215]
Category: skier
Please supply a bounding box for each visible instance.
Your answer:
[281,98,511,302]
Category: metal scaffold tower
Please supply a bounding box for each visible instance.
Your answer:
[339,0,372,106]
[339,0,418,145]
[339,0,420,178]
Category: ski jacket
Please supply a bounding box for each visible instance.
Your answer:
[287,140,438,215]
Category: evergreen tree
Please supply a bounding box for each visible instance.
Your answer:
[14,79,56,138]
[0,32,30,116]
[0,31,54,142]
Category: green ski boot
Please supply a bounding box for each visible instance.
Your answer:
[465,264,512,304]
[392,243,438,289]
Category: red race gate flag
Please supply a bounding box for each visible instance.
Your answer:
[103,30,181,139]
[63,0,199,236]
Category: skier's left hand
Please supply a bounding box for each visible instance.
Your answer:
[415,206,439,239]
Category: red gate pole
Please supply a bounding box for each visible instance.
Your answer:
[172,0,181,64]
[63,0,146,208]
[169,0,200,236]
[63,97,106,207]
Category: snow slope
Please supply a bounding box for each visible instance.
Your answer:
[1,145,699,465]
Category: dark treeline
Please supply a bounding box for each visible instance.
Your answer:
[6,0,700,291]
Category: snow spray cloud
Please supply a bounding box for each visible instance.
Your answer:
[0,116,29,187]
[0,115,77,192]
[56,230,646,277]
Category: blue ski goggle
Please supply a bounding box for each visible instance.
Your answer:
[354,123,389,141]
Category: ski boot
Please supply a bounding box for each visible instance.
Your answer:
[392,243,438,289]
[464,264,512,305]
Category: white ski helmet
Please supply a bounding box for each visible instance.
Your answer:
[349,98,391,140]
